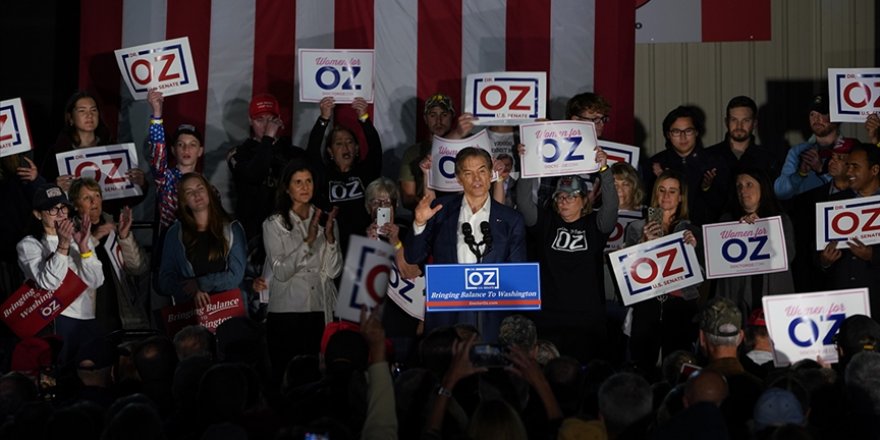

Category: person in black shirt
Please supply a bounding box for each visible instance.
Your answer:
[306,96,383,254]
[515,149,618,363]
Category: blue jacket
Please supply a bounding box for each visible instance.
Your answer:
[405,194,527,265]
[773,138,830,200]
[158,220,247,300]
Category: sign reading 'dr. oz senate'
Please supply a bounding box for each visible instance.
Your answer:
[425,263,540,312]
[609,231,703,306]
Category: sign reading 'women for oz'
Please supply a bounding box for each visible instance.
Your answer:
[763,289,870,367]
[702,216,789,279]
[519,120,599,178]
[298,49,375,103]
[609,231,703,306]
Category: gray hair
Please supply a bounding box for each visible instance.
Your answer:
[598,372,653,434]
[364,177,399,211]
[705,332,742,348]
[173,325,215,360]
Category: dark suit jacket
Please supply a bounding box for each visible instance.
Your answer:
[405,194,527,265]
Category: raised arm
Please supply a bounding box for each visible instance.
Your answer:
[595,167,619,234]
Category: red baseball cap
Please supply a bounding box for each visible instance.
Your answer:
[747,308,766,327]
[249,94,281,119]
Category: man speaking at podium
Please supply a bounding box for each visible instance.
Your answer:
[405,147,527,340]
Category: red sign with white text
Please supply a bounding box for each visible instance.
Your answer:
[161,288,246,337]
[1,270,88,339]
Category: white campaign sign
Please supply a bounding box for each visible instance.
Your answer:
[103,230,126,284]
[609,231,703,306]
[335,235,395,323]
[828,67,880,123]
[605,210,643,252]
[298,49,375,103]
[115,37,199,99]
[519,121,598,178]
[0,98,33,158]
[428,130,493,192]
[55,144,143,201]
[599,140,641,169]
[465,71,546,125]
[815,195,880,250]
[386,259,426,321]
[703,216,789,279]
[763,288,871,367]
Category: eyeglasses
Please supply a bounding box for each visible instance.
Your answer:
[573,114,610,125]
[554,193,580,203]
[369,198,394,207]
[45,205,69,216]
[669,128,697,138]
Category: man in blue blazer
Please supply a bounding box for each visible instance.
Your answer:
[405,147,527,341]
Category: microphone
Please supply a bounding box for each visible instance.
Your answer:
[462,223,477,246]
[480,221,493,254]
[461,223,482,261]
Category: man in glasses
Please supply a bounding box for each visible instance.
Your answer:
[646,105,719,225]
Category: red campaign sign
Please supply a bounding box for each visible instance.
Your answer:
[161,288,246,337]
[0,270,88,339]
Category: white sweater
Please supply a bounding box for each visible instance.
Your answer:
[16,235,105,320]
[262,207,342,322]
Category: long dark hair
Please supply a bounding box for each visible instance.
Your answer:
[274,160,315,231]
[177,173,231,262]
[726,168,782,219]
[63,90,111,147]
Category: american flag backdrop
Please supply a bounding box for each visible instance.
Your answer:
[78,0,634,210]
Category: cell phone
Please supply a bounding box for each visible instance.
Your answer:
[304,433,329,440]
[647,206,662,226]
[376,207,391,231]
[679,362,701,381]
[470,343,510,368]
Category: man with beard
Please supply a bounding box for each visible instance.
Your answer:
[399,94,458,209]
[705,96,779,203]
[774,94,857,200]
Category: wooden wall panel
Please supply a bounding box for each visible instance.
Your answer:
[634,0,875,157]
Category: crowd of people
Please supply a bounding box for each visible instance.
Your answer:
[1,84,880,439]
